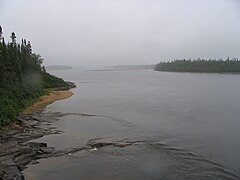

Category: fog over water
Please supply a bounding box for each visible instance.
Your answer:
[1,0,240,66]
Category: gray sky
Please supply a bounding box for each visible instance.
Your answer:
[1,0,240,66]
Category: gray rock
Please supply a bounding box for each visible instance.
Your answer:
[27,142,47,148]
[1,159,16,166]
[114,142,131,147]
[40,147,55,154]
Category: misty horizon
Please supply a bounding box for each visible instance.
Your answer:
[1,0,240,67]
[1,1,240,179]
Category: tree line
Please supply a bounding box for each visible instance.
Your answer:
[154,58,240,73]
[0,26,70,126]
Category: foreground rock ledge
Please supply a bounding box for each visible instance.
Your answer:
[0,112,142,180]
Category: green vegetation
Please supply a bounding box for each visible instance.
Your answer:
[0,26,71,127]
[155,58,240,73]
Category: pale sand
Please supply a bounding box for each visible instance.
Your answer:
[24,90,74,113]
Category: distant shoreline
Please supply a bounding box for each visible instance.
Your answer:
[154,70,240,75]
[24,90,74,113]
[154,59,240,73]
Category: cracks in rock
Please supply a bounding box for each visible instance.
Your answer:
[0,112,143,180]
[87,137,143,148]
[0,138,143,180]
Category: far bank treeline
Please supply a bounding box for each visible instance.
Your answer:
[0,26,72,126]
[155,58,240,73]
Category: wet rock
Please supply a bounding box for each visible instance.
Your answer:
[18,147,35,154]
[64,146,90,154]
[30,159,39,165]
[0,112,144,180]
[0,171,5,177]
[114,142,131,147]
[14,152,36,166]
[40,147,55,154]
[27,142,47,148]
[16,156,34,167]
[87,137,141,149]
[0,165,24,180]
[90,141,113,148]
[1,159,15,166]
[0,112,62,180]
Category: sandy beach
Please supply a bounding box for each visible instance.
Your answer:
[24,90,74,113]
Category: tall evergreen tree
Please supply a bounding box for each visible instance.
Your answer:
[0,25,3,43]
[0,26,71,127]
[10,32,17,45]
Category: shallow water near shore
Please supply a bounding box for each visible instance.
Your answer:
[24,69,240,179]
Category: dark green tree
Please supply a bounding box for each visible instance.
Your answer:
[10,32,16,45]
[0,26,71,127]
[155,58,240,73]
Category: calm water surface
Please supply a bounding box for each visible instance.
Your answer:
[24,69,240,179]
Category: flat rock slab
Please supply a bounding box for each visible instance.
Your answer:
[40,147,55,154]
[87,137,141,149]
[0,112,143,180]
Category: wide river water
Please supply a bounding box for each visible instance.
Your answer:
[24,69,240,179]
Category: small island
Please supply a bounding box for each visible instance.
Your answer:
[0,26,75,127]
[154,58,240,73]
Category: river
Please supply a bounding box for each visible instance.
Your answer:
[24,69,240,179]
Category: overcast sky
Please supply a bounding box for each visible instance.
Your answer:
[1,0,240,66]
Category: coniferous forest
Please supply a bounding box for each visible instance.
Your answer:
[155,58,240,73]
[0,26,70,126]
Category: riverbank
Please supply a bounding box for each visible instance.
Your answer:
[0,112,72,180]
[0,89,74,180]
[24,90,74,113]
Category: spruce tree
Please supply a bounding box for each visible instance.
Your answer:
[0,25,70,126]
[10,32,17,45]
[0,25,3,43]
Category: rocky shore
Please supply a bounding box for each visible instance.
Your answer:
[0,111,142,180]
[0,87,75,180]
[0,112,58,180]
[0,83,143,180]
